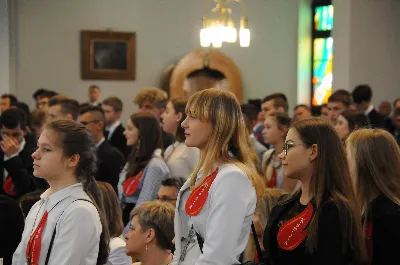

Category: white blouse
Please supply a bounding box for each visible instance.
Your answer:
[109,236,132,265]
[164,142,200,179]
[12,183,102,265]
[173,164,257,265]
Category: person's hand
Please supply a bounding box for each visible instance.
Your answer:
[0,135,20,157]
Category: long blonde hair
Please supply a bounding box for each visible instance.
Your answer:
[243,188,287,262]
[186,88,264,198]
[346,129,400,213]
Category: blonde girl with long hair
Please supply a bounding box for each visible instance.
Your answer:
[346,129,400,265]
[172,88,265,265]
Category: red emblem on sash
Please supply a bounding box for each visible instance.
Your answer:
[26,210,49,265]
[3,176,18,196]
[123,169,144,196]
[185,168,219,216]
[277,202,314,250]
[266,168,277,188]
[365,221,373,265]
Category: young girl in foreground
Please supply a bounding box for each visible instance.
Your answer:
[12,120,109,265]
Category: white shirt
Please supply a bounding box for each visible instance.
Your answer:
[12,183,102,265]
[173,164,257,265]
[163,142,200,179]
[365,104,374,116]
[96,137,106,148]
[109,236,132,265]
[106,120,121,140]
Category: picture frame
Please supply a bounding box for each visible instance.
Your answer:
[81,30,136,80]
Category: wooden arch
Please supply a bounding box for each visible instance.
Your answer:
[169,49,243,102]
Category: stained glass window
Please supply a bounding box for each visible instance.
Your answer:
[314,5,334,31]
[311,2,334,106]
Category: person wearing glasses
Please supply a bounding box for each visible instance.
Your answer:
[263,118,367,265]
[78,106,125,193]
[0,108,47,199]
[157,178,185,207]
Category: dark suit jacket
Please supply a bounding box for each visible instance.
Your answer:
[368,109,385,129]
[0,195,25,265]
[108,123,129,158]
[367,195,400,265]
[0,134,48,200]
[96,140,125,193]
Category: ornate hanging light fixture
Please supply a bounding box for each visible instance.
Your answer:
[200,0,250,48]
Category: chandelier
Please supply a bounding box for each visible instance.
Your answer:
[200,0,250,48]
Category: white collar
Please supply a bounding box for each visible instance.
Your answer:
[40,183,84,210]
[105,120,121,139]
[96,138,106,148]
[365,104,374,116]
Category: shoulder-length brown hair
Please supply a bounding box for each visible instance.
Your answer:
[289,118,366,263]
[126,112,162,178]
[346,129,400,212]
[97,181,124,238]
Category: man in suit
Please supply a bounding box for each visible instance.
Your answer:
[81,85,102,108]
[78,106,125,193]
[102,96,128,157]
[327,89,352,125]
[352,84,385,128]
[0,108,47,199]
[48,95,80,121]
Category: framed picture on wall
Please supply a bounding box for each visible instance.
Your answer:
[81,30,136,80]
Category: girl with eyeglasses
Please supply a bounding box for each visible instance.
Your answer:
[263,118,367,265]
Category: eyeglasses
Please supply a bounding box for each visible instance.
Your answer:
[157,195,177,202]
[80,120,100,126]
[283,142,308,155]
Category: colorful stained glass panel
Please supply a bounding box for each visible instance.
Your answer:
[312,37,333,106]
[314,5,334,31]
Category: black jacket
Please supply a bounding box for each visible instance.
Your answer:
[0,134,48,200]
[96,140,125,193]
[366,195,400,265]
[367,109,385,129]
[107,123,129,158]
[264,193,355,265]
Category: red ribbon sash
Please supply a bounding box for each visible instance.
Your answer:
[3,176,17,196]
[26,210,49,265]
[123,169,144,196]
[277,202,314,250]
[266,168,277,188]
[185,168,219,216]
[365,221,373,265]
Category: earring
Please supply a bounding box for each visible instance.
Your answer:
[145,244,148,251]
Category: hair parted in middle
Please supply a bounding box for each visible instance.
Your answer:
[186,88,265,198]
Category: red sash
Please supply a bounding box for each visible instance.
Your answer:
[365,221,373,265]
[185,168,219,216]
[3,176,18,196]
[26,210,49,265]
[266,168,277,188]
[277,202,314,250]
[123,169,144,196]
